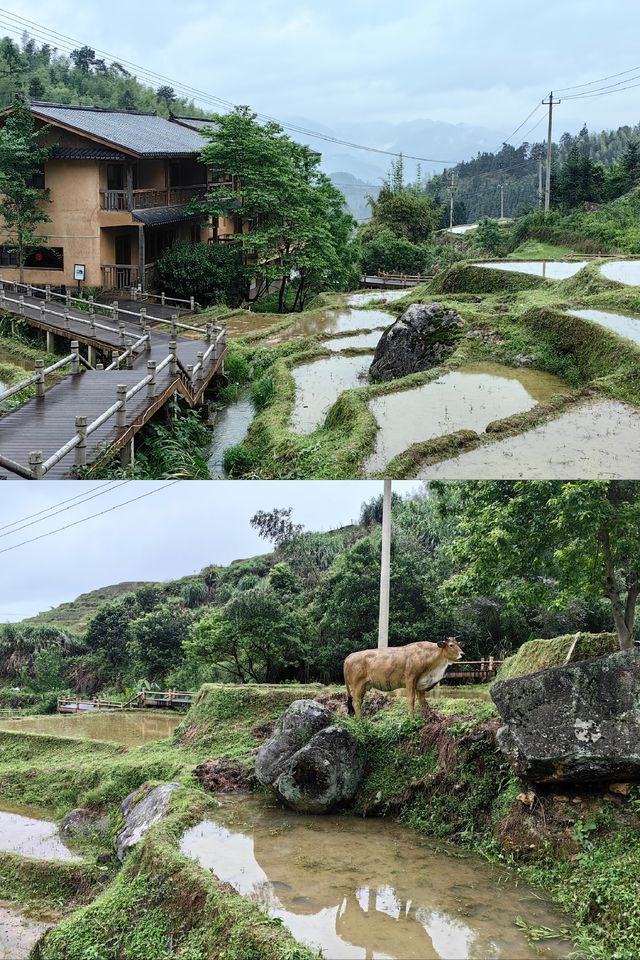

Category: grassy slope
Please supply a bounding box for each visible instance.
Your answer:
[497,632,619,680]
[24,582,153,632]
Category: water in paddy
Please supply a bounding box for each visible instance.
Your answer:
[365,361,568,474]
[567,308,640,345]
[181,795,572,960]
[417,399,640,480]
[207,391,255,478]
[0,804,80,861]
[289,308,393,338]
[447,223,478,234]
[0,902,56,959]
[475,261,587,279]
[599,260,640,285]
[291,353,373,434]
[323,330,385,352]
[347,291,409,306]
[0,711,179,747]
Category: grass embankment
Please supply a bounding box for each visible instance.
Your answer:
[0,329,66,414]
[497,632,619,680]
[217,261,640,478]
[1,674,638,957]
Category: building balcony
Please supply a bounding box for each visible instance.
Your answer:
[101,262,158,290]
[100,184,208,211]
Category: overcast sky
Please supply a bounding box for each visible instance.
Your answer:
[0,480,419,622]
[12,0,640,141]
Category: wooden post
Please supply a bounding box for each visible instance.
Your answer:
[45,329,54,354]
[480,657,485,679]
[120,436,134,468]
[35,360,45,398]
[71,341,80,374]
[126,163,134,211]
[116,385,127,427]
[88,344,97,367]
[75,415,87,466]
[138,224,146,292]
[29,451,43,480]
[489,655,494,674]
[171,314,178,337]
[147,360,157,399]
[169,340,178,375]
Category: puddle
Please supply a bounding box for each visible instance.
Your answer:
[347,291,409,306]
[0,711,180,747]
[366,362,568,474]
[0,805,80,861]
[566,308,640,346]
[207,391,255,478]
[417,400,640,479]
[599,260,640,285]
[475,261,588,279]
[181,795,572,960]
[291,353,373,434]
[0,902,55,959]
[323,331,385,352]
[289,308,393,338]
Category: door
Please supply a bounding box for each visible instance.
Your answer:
[114,234,133,288]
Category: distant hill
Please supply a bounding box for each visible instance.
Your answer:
[329,171,377,222]
[25,582,152,632]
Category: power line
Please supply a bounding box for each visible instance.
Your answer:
[501,102,544,145]
[0,480,130,540]
[0,481,181,556]
[0,480,118,532]
[555,64,640,94]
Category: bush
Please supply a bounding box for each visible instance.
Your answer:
[157,242,247,306]
[360,227,431,275]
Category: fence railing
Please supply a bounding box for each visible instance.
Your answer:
[444,658,504,683]
[99,184,207,211]
[0,343,91,405]
[58,689,196,712]
[0,275,194,317]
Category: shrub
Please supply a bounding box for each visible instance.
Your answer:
[157,242,247,306]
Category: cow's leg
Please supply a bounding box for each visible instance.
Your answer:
[353,683,367,720]
[417,689,428,715]
[406,679,416,720]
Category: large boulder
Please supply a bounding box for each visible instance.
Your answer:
[115,782,182,861]
[255,700,365,813]
[369,302,464,381]
[491,649,640,783]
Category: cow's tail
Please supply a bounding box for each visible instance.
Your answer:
[344,675,355,716]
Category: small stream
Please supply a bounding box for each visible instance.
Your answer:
[366,362,568,474]
[207,391,256,478]
[0,711,180,747]
[181,795,572,960]
[475,261,588,279]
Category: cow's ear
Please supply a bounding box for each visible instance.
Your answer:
[437,639,446,648]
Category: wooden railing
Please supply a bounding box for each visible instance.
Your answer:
[57,689,196,713]
[444,658,504,684]
[99,184,208,211]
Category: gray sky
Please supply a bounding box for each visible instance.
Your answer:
[0,480,419,622]
[12,1,640,141]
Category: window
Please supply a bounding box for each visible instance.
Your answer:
[0,246,64,270]
[28,165,45,189]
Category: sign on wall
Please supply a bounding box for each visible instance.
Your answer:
[74,264,86,282]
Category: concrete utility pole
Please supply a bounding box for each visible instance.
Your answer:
[448,170,457,230]
[538,158,543,207]
[377,479,392,649]
[542,92,561,212]
[498,183,505,220]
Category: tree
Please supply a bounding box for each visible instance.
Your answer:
[0,97,53,282]
[250,507,304,546]
[157,241,246,306]
[128,599,193,681]
[69,46,96,73]
[438,481,640,651]
[156,85,177,105]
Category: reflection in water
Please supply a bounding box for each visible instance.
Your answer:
[599,260,640,286]
[0,712,179,747]
[366,362,567,474]
[347,291,410,306]
[566,308,640,346]
[0,807,80,861]
[418,399,640,480]
[207,392,255,478]
[475,261,587,279]
[181,796,572,960]
[323,331,386,352]
[291,354,373,434]
[289,309,393,338]
[0,902,55,959]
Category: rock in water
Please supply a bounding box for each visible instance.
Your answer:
[255,700,365,813]
[115,782,182,861]
[369,302,464,381]
[491,649,640,783]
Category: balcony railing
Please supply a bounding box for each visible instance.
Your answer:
[101,262,158,291]
[100,184,208,211]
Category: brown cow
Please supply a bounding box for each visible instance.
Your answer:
[343,638,464,720]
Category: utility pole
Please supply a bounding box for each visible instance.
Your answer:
[538,158,543,207]
[542,91,561,212]
[448,170,457,230]
[377,479,392,649]
[498,183,505,220]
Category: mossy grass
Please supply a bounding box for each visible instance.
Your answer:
[496,632,618,681]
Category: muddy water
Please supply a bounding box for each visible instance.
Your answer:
[207,392,255,478]
[0,711,179,747]
[567,308,640,345]
[347,291,409,306]
[289,308,393,338]
[366,362,568,474]
[0,902,55,959]
[475,261,588,279]
[600,260,640,285]
[323,330,385,352]
[181,795,572,960]
[0,806,80,861]
[417,399,640,479]
[291,353,373,434]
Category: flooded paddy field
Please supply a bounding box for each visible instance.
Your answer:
[0,804,79,862]
[417,399,640,479]
[0,711,180,747]
[365,362,568,475]
[347,290,410,306]
[181,795,572,960]
[474,261,588,279]
[291,353,373,433]
[0,901,56,960]
[599,260,640,285]
[323,330,385,352]
[566,308,640,345]
[288,307,393,339]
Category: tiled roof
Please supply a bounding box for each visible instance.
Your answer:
[50,146,128,160]
[132,205,204,226]
[171,115,217,132]
[31,102,204,157]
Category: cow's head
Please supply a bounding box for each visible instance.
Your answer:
[437,637,464,661]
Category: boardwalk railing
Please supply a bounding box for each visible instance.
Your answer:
[0,343,91,406]
[57,689,196,713]
[0,277,195,318]
[444,658,504,684]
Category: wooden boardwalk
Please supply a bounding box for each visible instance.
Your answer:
[58,689,196,712]
[0,280,226,479]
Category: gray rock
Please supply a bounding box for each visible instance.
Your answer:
[274,725,366,814]
[115,783,182,861]
[254,699,333,786]
[59,808,95,838]
[491,649,640,783]
[369,302,464,381]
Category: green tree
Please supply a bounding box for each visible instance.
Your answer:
[128,599,193,681]
[157,241,246,306]
[0,97,53,281]
[83,595,140,670]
